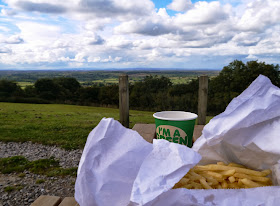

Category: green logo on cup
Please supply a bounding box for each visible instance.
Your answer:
[153,111,197,148]
[156,125,188,145]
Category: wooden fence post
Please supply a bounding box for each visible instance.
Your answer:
[198,75,208,125]
[119,74,129,128]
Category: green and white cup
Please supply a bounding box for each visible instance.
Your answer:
[153,111,198,148]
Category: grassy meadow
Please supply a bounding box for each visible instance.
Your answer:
[0,102,213,150]
[0,102,155,149]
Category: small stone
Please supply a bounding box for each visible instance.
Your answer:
[28,199,34,203]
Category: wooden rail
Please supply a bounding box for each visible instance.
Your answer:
[119,74,129,128]
[31,196,78,206]
[119,75,209,127]
[198,75,208,125]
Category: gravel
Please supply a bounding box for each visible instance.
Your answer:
[0,141,83,206]
[0,141,82,168]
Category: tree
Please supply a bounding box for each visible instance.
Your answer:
[24,85,37,98]
[130,75,172,110]
[54,77,81,94]
[54,77,81,102]
[0,79,23,97]
[208,60,280,114]
[78,86,100,105]
[34,78,60,100]
[168,79,199,112]
[99,85,119,105]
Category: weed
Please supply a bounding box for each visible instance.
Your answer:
[0,156,28,174]
[18,173,26,178]
[36,179,45,184]
[46,167,77,177]
[4,186,15,192]
[4,185,23,192]
[17,185,23,190]
[0,156,77,177]
[27,157,59,174]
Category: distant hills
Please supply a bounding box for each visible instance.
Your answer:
[0,69,220,85]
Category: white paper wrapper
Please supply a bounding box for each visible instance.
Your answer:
[75,118,153,206]
[75,118,201,206]
[193,75,280,172]
[145,186,280,206]
[75,75,280,206]
[130,139,201,205]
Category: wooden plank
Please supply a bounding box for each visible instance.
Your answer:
[132,124,204,143]
[193,125,204,142]
[58,197,79,206]
[119,74,129,128]
[31,195,61,206]
[198,75,208,125]
[132,123,156,143]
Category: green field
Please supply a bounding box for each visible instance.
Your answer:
[0,70,220,87]
[0,102,212,150]
[0,102,155,149]
[17,81,34,88]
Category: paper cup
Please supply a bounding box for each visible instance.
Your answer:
[153,111,198,148]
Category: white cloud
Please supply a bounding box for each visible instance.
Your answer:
[1,8,17,16]
[174,1,231,25]
[5,35,24,44]
[0,47,11,53]
[16,21,61,45]
[5,0,155,20]
[167,0,192,12]
[115,8,177,36]
[236,0,280,32]
[0,0,279,69]
[232,32,261,46]
[84,33,105,45]
[0,26,10,32]
[83,18,111,31]
[106,36,132,49]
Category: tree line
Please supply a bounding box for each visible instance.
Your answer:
[0,60,279,115]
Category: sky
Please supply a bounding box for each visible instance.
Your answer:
[0,0,279,70]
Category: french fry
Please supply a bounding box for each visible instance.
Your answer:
[240,178,264,188]
[228,176,236,183]
[220,169,235,176]
[216,184,222,189]
[173,162,273,190]
[217,162,226,165]
[221,180,228,189]
[233,173,272,183]
[198,173,219,185]
[188,170,206,181]
[227,163,245,168]
[195,165,267,177]
[205,171,223,179]
[181,184,192,189]
[228,182,239,189]
[199,178,213,189]
[261,169,272,176]
[179,178,190,185]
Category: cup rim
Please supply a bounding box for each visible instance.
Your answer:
[153,111,198,121]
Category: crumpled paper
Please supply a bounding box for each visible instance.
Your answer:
[130,139,201,205]
[75,118,201,206]
[75,118,153,206]
[192,75,280,172]
[75,75,280,206]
